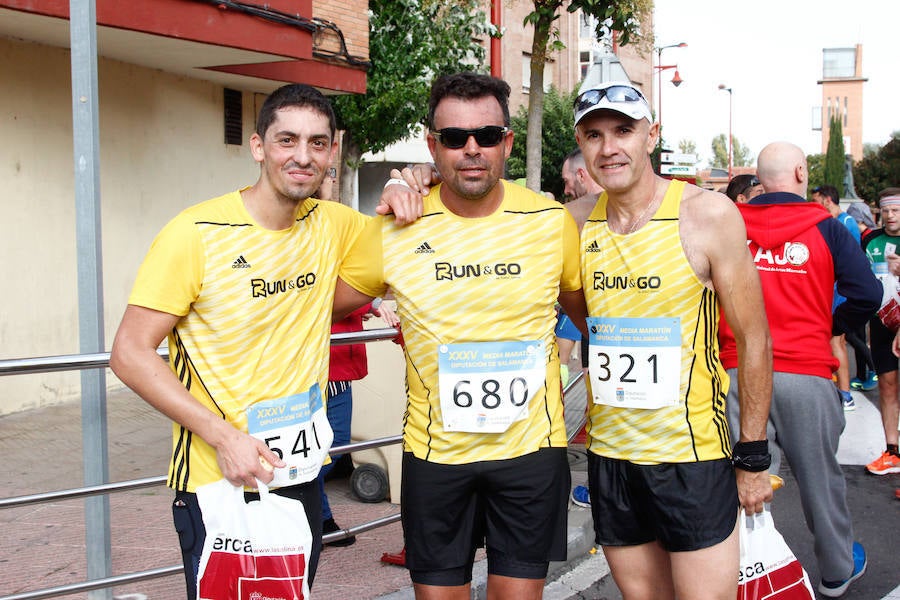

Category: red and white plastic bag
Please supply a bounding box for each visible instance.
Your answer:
[196,478,312,600]
[737,507,814,600]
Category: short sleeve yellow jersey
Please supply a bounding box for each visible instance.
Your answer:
[128,190,368,491]
[340,180,582,464]
[580,179,731,464]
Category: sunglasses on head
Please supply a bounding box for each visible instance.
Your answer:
[431,126,509,149]
[574,85,648,113]
[742,176,761,195]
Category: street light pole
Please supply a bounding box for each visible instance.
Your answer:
[655,42,687,140]
[718,84,733,179]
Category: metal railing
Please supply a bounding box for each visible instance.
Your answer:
[0,329,587,600]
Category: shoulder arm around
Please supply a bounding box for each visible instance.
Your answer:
[560,208,582,293]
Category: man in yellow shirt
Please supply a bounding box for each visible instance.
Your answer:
[110,84,419,599]
[334,72,587,600]
[575,82,772,600]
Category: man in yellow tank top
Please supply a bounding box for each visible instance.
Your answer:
[109,84,421,599]
[574,82,774,600]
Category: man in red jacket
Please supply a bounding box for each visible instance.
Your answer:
[718,141,880,598]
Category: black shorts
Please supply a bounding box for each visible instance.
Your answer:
[869,316,899,375]
[401,448,570,586]
[172,481,322,600]
[587,454,738,552]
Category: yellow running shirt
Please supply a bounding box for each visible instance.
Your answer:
[581,179,731,464]
[340,181,582,464]
[128,189,367,491]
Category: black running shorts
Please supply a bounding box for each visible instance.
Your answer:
[401,448,570,586]
[869,316,899,375]
[587,453,738,552]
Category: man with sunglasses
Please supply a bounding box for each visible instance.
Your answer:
[334,72,588,600]
[724,173,764,204]
[574,81,773,600]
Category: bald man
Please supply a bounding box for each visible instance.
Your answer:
[719,141,878,598]
[560,148,603,231]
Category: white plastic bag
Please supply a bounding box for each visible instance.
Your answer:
[876,270,900,332]
[196,478,312,600]
[737,507,814,600]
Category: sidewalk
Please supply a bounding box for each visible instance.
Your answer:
[1,376,597,600]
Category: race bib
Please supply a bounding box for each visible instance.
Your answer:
[246,384,333,487]
[587,316,681,410]
[438,340,546,433]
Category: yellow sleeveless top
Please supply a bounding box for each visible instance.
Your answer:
[580,179,731,464]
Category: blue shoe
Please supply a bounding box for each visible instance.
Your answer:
[818,541,866,597]
[840,390,856,412]
[861,371,878,391]
[570,485,590,507]
[849,377,864,390]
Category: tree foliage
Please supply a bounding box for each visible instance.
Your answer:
[807,153,825,195]
[854,131,900,203]
[710,133,752,169]
[507,86,578,199]
[331,0,488,173]
[521,0,652,191]
[824,114,846,190]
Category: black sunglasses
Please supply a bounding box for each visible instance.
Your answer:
[574,85,648,113]
[432,126,509,149]
[742,176,761,195]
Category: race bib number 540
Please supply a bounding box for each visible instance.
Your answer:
[588,316,681,410]
[438,341,546,433]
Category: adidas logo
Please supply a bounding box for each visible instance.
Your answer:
[231,255,251,268]
[414,242,435,254]
[585,240,601,253]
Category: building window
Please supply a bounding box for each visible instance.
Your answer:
[224,88,243,146]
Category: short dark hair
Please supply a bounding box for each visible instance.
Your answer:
[255,84,336,139]
[427,72,511,130]
[812,184,839,204]
[725,174,760,202]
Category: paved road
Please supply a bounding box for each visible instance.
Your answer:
[551,388,900,600]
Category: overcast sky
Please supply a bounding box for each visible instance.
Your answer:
[652,0,899,167]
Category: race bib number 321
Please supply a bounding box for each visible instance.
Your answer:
[438,340,545,433]
[588,316,681,410]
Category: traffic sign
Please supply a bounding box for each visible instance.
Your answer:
[661,164,697,176]
[660,152,697,164]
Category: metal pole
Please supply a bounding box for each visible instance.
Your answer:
[490,1,502,78]
[69,0,112,597]
[656,48,663,135]
[728,90,733,179]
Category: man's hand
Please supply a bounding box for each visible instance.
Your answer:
[735,469,773,514]
[213,426,285,488]
[376,164,443,225]
[887,253,900,276]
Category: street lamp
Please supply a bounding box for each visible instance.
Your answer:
[718,84,733,179]
[655,42,687,137]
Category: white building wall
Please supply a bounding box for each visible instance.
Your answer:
[1,36,261,413]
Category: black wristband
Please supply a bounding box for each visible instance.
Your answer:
[732,440,771,472]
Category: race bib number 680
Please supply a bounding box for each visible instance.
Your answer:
[438,340,545,433]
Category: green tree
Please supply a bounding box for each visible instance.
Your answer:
[331,0,488,200]
[678,139,697,156]
[854,131,900,203]
[710,134,752,169]
[521,0,652,191]
[507,86,577,199]
[824,114,845,190]
[806,153,825,195]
